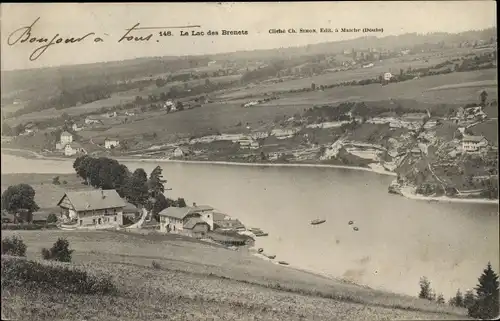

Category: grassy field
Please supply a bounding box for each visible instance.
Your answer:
[469,119,499,145]
[1,230,469,320]
[1,173,88,211]
[4,74,242,127]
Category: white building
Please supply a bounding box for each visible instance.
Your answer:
[462,135,489,153]
[158,205,214,234]
[104,138,120,149]
[384,72,393,81]
[60,131,73,145]
[64,142,86,156]
[173,147,190,158]
[72,124,83,132]
[85,117,102,125]
[271,128,300,139]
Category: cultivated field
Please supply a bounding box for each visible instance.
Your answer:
[1,230,469,320]
[1,173,88,211]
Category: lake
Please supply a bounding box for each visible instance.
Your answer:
[2,153,498,298]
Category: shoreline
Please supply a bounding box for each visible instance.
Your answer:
[2,148,497,205]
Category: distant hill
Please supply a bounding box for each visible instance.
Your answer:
[1,28,496,98]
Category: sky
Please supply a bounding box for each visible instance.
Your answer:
[0,1,497,71]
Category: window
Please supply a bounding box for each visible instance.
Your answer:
[93,219,96,225]
[114,217,117,222]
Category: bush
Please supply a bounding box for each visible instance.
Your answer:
[1,235,27,256]
[151,260,162,269]
[1,256,117,295]
[41,238,74,262]
[52,176,60,185]
[46,213,58,224]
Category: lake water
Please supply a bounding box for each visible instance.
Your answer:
[2,153,499,298]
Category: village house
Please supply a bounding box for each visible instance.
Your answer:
[61,131,73,144]
[383,72,393,81]
[104,138,120,149]
[72,123,83,132]
[249,132,269,140]
[158,204,214,237]
[64,142,86,156]
[271,128,300,139]
[462,135,489,153]
[85,116,102,125]
[56,131,74,150]
[173,146,191,158]
[57,189,126,227]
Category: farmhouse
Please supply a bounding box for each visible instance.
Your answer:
[64,142,86,156]
[173,146,191,158]
[383,72,393,81]
[57,189,126,227]
[85,116,103,125]
[158,204,214,235]
[60,131,73,144]
[72,123,83,132]
[462,135,489,153]
[104,138,120,149]
[271,128,300,139]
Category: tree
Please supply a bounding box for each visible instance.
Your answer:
[176,198,187,208]
[463,290,476,309]
[1,235,27,256]
[449,289,464,307]
[311,83,316,91]
[41,238,74,262]
[176,101,184,111]
[1,184,40,223]
[148,166,166,198]
[418,276,432,300]
[480,90,488,107]
[436,293,445,304]
[468,262,499,319]
[46,213,58,224]
[52,176,61,185]
[124,168,149,207]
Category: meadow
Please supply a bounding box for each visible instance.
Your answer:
[1,229,469,320]
[1,173,88,212]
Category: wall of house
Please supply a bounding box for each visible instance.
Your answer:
[61,135,73,144]
[159,216,184,233]
[77,209,123,227]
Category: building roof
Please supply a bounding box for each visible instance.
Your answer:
[105,137,120,142]
[158,205,214,219]
[213,212,229,221]
[158,206,191,219]
[123,202,139,213]
[215,219,245,229]
[57,189,127,212]
[462,135,487,143]
[183,217,209,229]
[61,131,72,137]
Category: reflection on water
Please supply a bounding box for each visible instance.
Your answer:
[2,154,499,297]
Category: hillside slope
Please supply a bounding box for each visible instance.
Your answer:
[1,230,469,320]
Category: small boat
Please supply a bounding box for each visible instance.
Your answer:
[353,227,359,231]
[257,248,264,253]
[311,219,326,225]
[348,221,354,225]
[254,232,269,237]
[278,261,289,265]
[267,255,276,259]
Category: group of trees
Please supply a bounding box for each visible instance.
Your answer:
[72,156,186,221]
[418,262,499,319]
[1,184,40,223]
